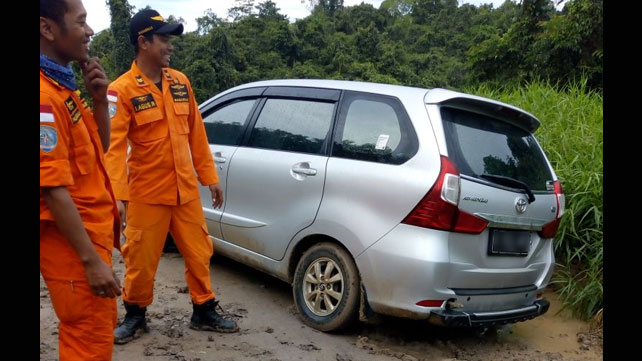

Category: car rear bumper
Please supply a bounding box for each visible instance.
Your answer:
[427,299,550,327]
[356,224,554,320]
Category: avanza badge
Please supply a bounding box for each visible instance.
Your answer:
[170,84,189,103]
[131,94,157,113]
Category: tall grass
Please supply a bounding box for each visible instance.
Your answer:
[466,80,603,320]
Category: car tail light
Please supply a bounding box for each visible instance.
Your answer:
[416,300,445,308]
[402,156,488,234]
[538,180,565,239]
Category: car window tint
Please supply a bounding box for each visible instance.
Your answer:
[203,99,256,146]
[441,107,553,191]
[248,98,335,154]
[333,92,417,164]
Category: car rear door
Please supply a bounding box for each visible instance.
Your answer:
[428,100,561,288]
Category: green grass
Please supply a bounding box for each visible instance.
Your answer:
[466,79,603,321]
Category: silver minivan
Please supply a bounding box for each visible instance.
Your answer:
[197,80,564,331]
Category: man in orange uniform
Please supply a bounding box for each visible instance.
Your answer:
[105,9,238,344]
[40,0,122,359]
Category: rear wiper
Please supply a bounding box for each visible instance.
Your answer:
[479,174,536,203]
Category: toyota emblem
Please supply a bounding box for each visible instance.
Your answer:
[515,198,528,214]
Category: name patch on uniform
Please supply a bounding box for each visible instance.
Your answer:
[131,94,157,113]
[170,84,189,103]
[40,125,58,152]
[64,96,82,124]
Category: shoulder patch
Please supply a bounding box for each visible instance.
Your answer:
[170,83,189,103]
[108,90,119,118]
[130,94,158,113]
[74,90,90,108]
[135,75,147,86]
[64,96,82,124]
[40,125,58,152]
[40,104,54,123]
[109,103,118,118]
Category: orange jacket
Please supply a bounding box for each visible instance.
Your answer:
[105,61,218,205]
[40,71,120,251]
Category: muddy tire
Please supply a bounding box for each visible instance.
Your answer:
[292,242,360,332]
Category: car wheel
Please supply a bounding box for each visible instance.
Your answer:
[292,242,360,331]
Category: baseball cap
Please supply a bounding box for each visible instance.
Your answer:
[129,9,184,45]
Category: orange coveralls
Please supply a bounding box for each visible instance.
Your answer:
[105,61,219,307]
[40,71,120,361]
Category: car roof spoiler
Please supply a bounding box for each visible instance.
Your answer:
[424,88,541,133]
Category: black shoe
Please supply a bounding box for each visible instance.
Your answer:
[114,302,149,344]
[190,299,239,333]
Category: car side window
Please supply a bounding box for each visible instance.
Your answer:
[203,99,257,146]
[247,98,335,154]
[332,91,418,164]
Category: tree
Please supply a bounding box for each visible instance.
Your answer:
[196,9,224,35]
[228,0,255,21]
[256,1,287,21]
[107,0,134,76]
[90,0,601,97]
[306,0,344,14]
[380,0,414,17]
[89,29,117,81]
[533,0,603,89]
[468,0,557,86]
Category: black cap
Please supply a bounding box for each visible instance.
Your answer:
[129,9,184,45]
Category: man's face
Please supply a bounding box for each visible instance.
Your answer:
[143,34,174,68]
[50,0,94,63]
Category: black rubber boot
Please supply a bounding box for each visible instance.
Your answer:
[190,299,239,333]
[114,302,149,344]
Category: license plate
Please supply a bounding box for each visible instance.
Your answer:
[488,229,531,256]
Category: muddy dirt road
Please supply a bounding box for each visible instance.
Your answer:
[40,251,602,361]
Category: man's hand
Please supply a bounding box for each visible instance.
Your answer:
[83,258,122,298]
[80,57,109,103]
[42,186,121,298]
[209,184,224,209]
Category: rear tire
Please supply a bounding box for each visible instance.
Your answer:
[292,242,360,331]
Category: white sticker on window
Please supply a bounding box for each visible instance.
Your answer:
[375,134,390,150]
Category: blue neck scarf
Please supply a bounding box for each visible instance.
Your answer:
[40,53,77,91]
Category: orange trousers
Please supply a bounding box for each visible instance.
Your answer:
[121,198,215,307]
[40,223,117,361]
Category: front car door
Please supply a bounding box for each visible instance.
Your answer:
[199,89,264,239]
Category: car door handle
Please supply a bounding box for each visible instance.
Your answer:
[292,167,317,176]
[213,152,226,163]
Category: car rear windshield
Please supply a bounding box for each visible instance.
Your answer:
[440,107,553,192]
